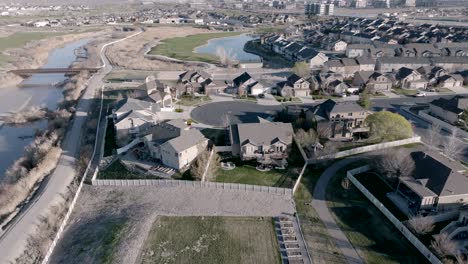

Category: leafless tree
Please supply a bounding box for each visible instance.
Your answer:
[431,233,458,258]
[406,214,435,235]
[425,123,441,150]
[190,150,220,180]
[295,129,318,147]
[216,47,237,68]
[443,131,463,160]
[374,148,415,181]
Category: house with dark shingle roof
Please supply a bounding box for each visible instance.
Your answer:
[429,95,468,125]
[396,151,468,213]
[312,99,369,140]
[276,74,311,97]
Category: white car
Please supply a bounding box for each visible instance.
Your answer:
[415,92,426,97]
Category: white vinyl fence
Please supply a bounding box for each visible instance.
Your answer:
[347,166,442,264]
[308,137,421,164]
[92,179,293,196]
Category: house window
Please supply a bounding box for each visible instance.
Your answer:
[348,113,352,116]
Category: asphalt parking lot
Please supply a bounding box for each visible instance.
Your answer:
[191,101,283,126]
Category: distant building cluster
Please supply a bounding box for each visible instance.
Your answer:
[305,1,335,16]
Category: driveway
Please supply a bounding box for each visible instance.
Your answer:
[191,101,282,127]
[312,158,364,264]
[0,31,142,263]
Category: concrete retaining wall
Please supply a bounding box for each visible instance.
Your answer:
[91,179,292,196]
[347,166,442,264]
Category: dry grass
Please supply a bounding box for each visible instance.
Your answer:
[3,106,48,124]
[138,216,281,264]
[106,27,215,71]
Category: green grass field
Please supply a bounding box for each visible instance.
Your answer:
[138,216,281,264]
[326,165,428,264]
[149,32,242,63]
[215,160,296,187]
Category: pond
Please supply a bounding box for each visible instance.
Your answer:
[0,38,90,180]
[194,34,261,63]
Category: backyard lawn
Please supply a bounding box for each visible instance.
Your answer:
[215,160,296,187]
[138,216,281,264]
[149,32,242,63]
[326,165,428,264]
[392,88,418,96]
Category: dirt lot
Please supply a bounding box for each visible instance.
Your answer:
[106,26,216,71]
[49,185,294,264]
[139,216,280,264]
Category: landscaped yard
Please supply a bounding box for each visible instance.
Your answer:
[392,88,418,96]
[104,70,156,83]
[98,161,158,180]
[214,160,296,188]
[273,96,302,104]
[201,128,228,146]
[326,164,428,264]
[177,95,211,106]
[138,216,281,264]
[149,32,242,63]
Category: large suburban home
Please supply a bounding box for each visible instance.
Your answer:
[142,76,174,111]
[143,119,208,171]
[395,151,468,214]
[296,47,328,68]
[113,98,160,145]
[436,74,464,89]
[230,72,265,96]
[311,99,369,140]
[429,95,468,125]
[178,70,224,95]
[376,57,431,72]
[352,71,393,91]
[276,74,311,97]
[310,72,344,91]
[394,67,428,89]
[229,120,294,165]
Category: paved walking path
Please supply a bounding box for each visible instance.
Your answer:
[311,158,364,264]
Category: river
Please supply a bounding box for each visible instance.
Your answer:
[0,38,90,180]
[194,34,261,63]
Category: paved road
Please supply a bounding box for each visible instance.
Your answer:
[0,30,142,263]
[311,158,364,264]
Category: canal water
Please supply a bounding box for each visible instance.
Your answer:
[0,38,90,180]
[194,34,261,63]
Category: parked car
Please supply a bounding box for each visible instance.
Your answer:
[258,93,265,98]
[415,92,426,97]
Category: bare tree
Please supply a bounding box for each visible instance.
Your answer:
[431,233,458,258]
[406,214,435,235]
[374,148,415,181]
[295,129,318,147]
[216,47,237,68]
[443,131,463,160]
[425,123,441,150]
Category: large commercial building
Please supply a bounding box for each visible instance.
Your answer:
[305,2,334,16]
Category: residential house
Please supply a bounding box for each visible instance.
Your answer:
[311,99,369,140]
[276,74,311,97]
[143,120,209,170]
[310,72,343,91]
[229,121,294,164]
[356,57,376,72]
[140,76,174,111]
[326,80,350,96]
[352,71,392,91]
[113,98,160,145]
[296,47,329,68]
[230,72,265,96]
[429,95,468,125]
[376,57,431,72]
[330,40,348,51]
[438,210,468,252]
[395,151,468,213]
[394,67,428,89]
[436,74,464,89]
[178,70,224,95]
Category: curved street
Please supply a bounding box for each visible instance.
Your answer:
[0,30,142,263]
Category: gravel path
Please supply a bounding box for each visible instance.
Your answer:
[50,185,295,264]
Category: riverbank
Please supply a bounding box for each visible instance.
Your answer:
[0,28,107,89]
